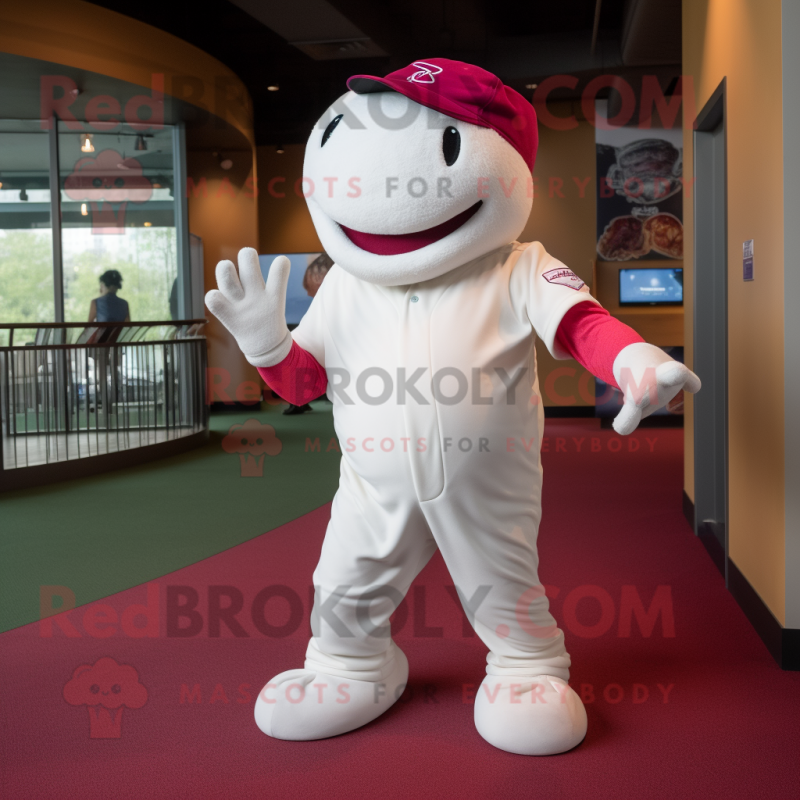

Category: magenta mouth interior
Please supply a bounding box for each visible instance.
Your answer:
[338,201,483,256]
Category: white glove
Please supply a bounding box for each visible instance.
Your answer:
[205,248,293,368]
[612,342,701,435]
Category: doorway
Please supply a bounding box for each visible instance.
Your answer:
[693,79,728,582]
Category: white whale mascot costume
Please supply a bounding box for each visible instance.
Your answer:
[206,58,700,755]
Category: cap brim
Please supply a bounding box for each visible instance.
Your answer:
[347,76,398,94]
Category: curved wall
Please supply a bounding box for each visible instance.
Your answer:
[0,0,253,144]
[0,0,261,393]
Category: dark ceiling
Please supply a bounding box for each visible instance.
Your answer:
[84,0,677,147]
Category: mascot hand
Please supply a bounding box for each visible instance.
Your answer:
[205,248,293,367]
[612,342,701,435]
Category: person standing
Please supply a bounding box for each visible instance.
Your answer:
[87,270,130,418]
[88,270,130,323]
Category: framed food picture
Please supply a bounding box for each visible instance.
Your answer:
[595,103,684,262]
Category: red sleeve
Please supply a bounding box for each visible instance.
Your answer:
[257,341,328,405]
[554,302,644,390]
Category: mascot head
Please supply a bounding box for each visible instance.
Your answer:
[303,59,537,286]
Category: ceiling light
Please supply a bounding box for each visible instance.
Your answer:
[276,145,284,154]
[19,188,28,202]
[152,182,162,189]
[526,83,538,90]
[80,133,94,153]
[144,221,152,227]
[267,85,279,92]
[0,181,3,189]
[81,203,88,216]
[135,134,147,151]
[219,156,233,170]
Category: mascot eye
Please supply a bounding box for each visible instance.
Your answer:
[443,126,461,166]
[321,114,343,147]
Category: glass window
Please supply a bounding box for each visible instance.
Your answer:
[59,123,178,323]
[0,121,54,323]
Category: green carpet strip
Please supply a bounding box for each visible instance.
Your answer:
[0,401,340,633]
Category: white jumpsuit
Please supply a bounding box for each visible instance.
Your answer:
[292,240,597,681]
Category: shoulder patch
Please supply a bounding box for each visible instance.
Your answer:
[542,268,585,291]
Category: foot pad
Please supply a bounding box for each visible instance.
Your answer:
[474,675,587,755]
[254,646,409,740]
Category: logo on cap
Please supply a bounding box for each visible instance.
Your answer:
[407,62,443,84]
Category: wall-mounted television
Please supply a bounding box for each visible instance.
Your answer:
[619,267,683,306]
[259,253,323,326]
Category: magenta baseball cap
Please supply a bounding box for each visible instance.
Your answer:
[347,58,538,171]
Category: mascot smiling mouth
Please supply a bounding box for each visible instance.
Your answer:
[338,200,483,256]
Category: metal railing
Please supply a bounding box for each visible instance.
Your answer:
[0,320,208,472]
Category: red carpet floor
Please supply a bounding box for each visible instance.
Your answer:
[2,420,799,799]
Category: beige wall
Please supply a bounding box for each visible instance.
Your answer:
[521,104,597,283]
[522,106,598,406]
[683,0,786,621]
[256,145,322,254]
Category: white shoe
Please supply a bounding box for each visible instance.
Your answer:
[254,644,408,740]
[474,674,587,755]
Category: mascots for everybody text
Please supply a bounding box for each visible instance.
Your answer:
[206,59,700,755]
